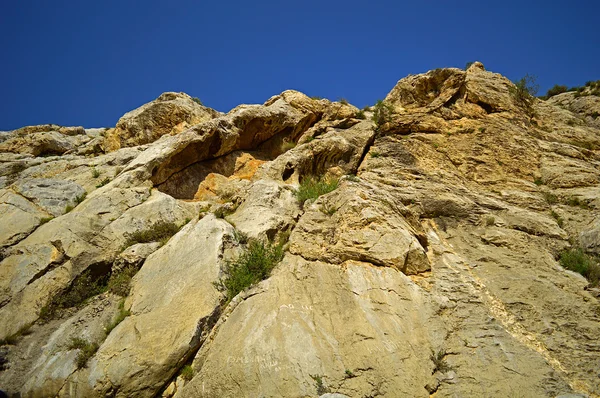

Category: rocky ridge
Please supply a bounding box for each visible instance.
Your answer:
[0,62,599,397]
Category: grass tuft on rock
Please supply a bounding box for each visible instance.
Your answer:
[214,239,284,303]
[295,176,339,204]
[104,300,131,336]
[123,221,182,248]
[559,248,600,287]
[68,337,99,368]
[180,364,194,381]
[108,265,138,297]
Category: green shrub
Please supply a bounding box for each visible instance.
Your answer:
[509,74,539,116]
[40,270,108,319]
[559,248,600,286]
[431,349,452,373]
[75,192,87,204]
[91,168,100,178]
[545,85,568,98]
[191,97,203,106]
[355,109,366,119]
[485,216,495,226]
[372,100,394,128]
[68,337,99,368]
[345,369,355,378]
[123,221,182,248]
[180,365,194,381]
[295,176,339,204]
[591,111,599,119]
[310,374,330,395]
[104,300,130,335]
[214,239,284,302]
[338,98,349,105]
[370,150,382,158]
[108,265,138,297]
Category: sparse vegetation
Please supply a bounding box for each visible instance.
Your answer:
[565,196,590,209]
[40,270,109,319]
[338,98,349,105]
[68,337,99,368]
[345,369,355,378]
[370,150,382,158]
[104,300,131,335]
[123,220,183,248]
[40,216,53,225]
[180,364,194,381]
[91,168,100,178]
[0,324,33,346]
[465,61,474,70]
[545,85,568,99]
[191,97,203,106]
[232,228,249,244]
[372,99,394,128]
[76,192,87,204]
[65,204,74,213]
[431,349,452,373]
[485,216,495,226]
[213,239,285,302]
[355,109,366,119]
[310,374,330,395]
[551,210,564,227]
[543,192,558,205]
[96,177,110,188]
[509,74,538,117]
[295,175,339,204]
[345,174,360,182]
[107,265,138,297]
[320,203,337,216]
[213,204,238,219]
[559,248,600,287]
[478,127,486,133]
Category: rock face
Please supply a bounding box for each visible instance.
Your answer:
[1,64,600,398]
[104,92,222,151]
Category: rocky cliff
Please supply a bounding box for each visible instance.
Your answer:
[0,62,599,398]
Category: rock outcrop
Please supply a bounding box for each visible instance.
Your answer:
[0,64,599,398]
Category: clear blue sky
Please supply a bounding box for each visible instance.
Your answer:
[1,1,598,130]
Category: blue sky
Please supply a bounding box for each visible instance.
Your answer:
[1,1,598,130]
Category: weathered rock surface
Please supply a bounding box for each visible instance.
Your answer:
[104,92,221,151]
[1,64,600,398]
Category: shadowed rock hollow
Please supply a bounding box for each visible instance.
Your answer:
[0,63,599,398]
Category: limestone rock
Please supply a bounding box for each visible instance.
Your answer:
[104,92,221,151]
[13,178,87,217]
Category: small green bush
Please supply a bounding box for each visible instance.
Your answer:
[345,369,355,378]
[123,221,182,248]
[104,300,130,335]
[295,176,339,204]
[180,365,194,381]
[232,229,249,244]
[214,239,284,302]
[355,109,366,119]
[338,98,349,105]
[370,150,382,158]
[0,324,33,346]
[372,100,394,128]
[91,168,100,178]
[191,97,203,106]
[68,337,99,368]
[559,248,599,287]
[485,216,495,226]
[545,85,568,98]
[509,74,538,116]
